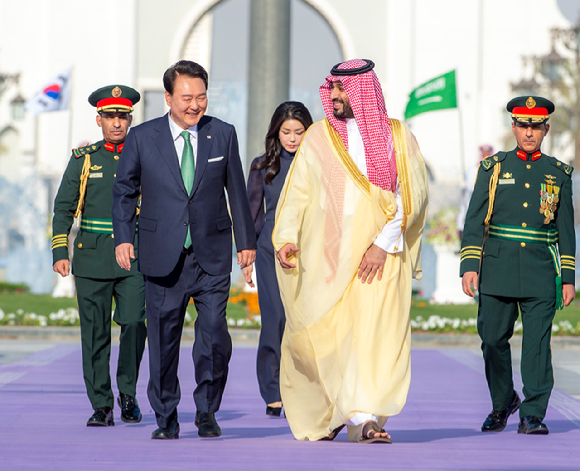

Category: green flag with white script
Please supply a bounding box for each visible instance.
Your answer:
[404,70,457,120]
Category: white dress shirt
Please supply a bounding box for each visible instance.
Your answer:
[168,113,198,166]
[345,118,404,254]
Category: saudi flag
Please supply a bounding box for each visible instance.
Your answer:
[404,70,457,120]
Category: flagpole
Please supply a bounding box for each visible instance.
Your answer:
[457,105,466,181]
[34,115,40,166]
[67,66,75,153]
[410,0,416,87]
[456,69,466,180]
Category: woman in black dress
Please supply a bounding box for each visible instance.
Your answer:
[244,102,313,417]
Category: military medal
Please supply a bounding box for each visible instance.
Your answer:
[539,175,559,224]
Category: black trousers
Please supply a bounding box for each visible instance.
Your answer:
[477,293,555,420]
[144,251,232,428]
[255,236,286,405]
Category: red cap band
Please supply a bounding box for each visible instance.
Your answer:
[512,107,548,116]
[96,97,133,109]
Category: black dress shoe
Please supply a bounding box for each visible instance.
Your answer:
[195,411,221,437]
[481,392,521,432]
[87,407,114,427]
[151,420,180,439]
[117,393,142,424]
[266,406,282,417]
[518,416,549,435]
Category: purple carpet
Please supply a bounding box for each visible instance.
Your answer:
[1,345,579,470]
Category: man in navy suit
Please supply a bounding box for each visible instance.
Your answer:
[112,60,256,440]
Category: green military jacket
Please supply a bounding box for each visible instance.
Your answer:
[460,147,575,298]
[52,140,139,279]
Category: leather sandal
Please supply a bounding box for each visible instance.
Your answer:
[358,420,392,444]
[319,424,345,441]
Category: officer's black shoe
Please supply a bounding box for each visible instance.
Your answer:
[517,416,549,435]
[151,419,180,439]
[87,407,114,427]
[481,392,521,432]
[195,411,222,437]
[266,406,282,417]
[117,393,142,424]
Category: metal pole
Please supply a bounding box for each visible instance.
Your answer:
[67,66,75,154]
[475,0,484,150]
[246,0,291,172]
[410,0,416,87]
[458,105,466,181]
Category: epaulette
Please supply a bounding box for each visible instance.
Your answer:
[73,143,100,159]
[481,152,506,171]
[548,156,573,176]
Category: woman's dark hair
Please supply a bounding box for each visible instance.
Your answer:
[252,101,313,185]
[163,60,209,94]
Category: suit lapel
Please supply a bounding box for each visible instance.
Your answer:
[192,116,213,196]
[153,114,187,194]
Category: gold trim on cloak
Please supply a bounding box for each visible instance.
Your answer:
[324,119,371,198]
[324,118,413,235]
[388,118,412,235]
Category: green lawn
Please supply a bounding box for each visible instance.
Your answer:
[411,298,580,325]
[0,293,79,316]
[1,292,579,332]
[0,292,250,326]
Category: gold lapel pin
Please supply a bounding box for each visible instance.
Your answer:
[207,135,211,139]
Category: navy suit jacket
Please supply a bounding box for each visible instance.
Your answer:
[112,113,256,278]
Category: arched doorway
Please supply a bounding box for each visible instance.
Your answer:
[154,0,349,163]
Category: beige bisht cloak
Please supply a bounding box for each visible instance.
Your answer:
[272,118,428,441]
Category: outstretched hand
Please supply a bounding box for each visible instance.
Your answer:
[276,243,299,269]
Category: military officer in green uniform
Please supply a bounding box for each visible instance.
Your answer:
[52,85,146,427]
[460,96,576,435]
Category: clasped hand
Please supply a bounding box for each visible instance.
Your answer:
[53,259,70,277]
[358,244,388,283]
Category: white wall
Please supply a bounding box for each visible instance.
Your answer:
[0,0,138,177]
[384,0,570,182]
[1,0,571,178]
[0,0,574,291]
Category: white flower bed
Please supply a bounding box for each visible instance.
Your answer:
[0,307,79,327]
[411,315,478,333]
[411,315,579,335]
[0,307,578,335]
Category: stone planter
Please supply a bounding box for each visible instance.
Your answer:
[430,244,472,304]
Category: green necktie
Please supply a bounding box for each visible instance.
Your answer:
[180,130,194,248]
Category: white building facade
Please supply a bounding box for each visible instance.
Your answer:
[0,0,572,292]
